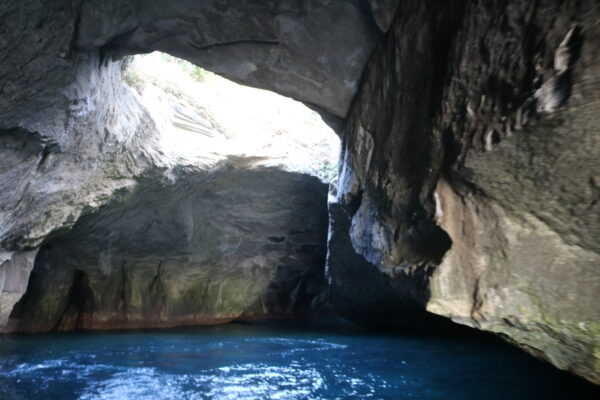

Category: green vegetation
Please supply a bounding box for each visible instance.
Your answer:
[120,56,145,94]
[120,54,214,93]
[159,53,214,82]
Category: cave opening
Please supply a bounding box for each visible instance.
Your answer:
[120,52,341,182]
[8,52,342,333]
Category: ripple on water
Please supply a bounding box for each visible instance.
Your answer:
[0,322,597,400]
[79,364,328,400]
[4,358,382,400]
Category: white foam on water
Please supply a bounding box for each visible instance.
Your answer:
[77,363,327,400]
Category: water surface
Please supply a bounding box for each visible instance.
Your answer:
[0,320,596,399]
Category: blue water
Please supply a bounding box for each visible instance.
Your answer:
[0,320,596,400]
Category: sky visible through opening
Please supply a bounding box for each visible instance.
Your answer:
[123,52,340,182]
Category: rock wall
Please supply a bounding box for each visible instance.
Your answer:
[2,42,333,330]
[0,54,155,327]
[73,0,388,121]
[327,0,600,384]
[1,0,380,331]
[0,251,37,325]
[10,167,329,332]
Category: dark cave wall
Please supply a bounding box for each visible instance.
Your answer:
[327,0,600,383]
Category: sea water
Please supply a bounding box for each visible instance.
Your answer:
[0,320,596,399]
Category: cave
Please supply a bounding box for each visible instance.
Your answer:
[1,0,599,397]
[7,51,339,332]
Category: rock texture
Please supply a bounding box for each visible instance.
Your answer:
[327,0,600,384]
[73,0,394,120]
[10,166,329,332]
[0,0,386,125]
[0,55,153,327]
[1,47,333,331]
[0,0,380,331]
[0,250,37,325]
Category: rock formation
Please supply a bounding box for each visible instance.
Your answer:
[1,18,334,330]
[10,166,329,332]
[1,0,599,385]
[1,0,355,330]
[327,0,600,384]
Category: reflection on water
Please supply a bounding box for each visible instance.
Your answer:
[0,320,597,400]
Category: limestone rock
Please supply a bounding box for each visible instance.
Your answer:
[366,0,400,32]
[75,0,384,120]
[0,0,382,319]
[0,56,154,329]
[1,46,333,332]
[2,0,354,332]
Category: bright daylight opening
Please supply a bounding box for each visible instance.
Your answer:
[122,52,340,182]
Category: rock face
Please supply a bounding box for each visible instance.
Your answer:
[1,0,362,331]
[327,0,600,384]
[0,0,335,330]
[10,167,329,332]
[0,0,390,327]
[75,0,377,120]
[1,60,332,333]
[1,0,599,386]
[0,41,334,331]
[0,251,37,326]
[0,55,154,327]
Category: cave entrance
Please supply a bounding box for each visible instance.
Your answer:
[9,52,340,332]
[122,52,340,181]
